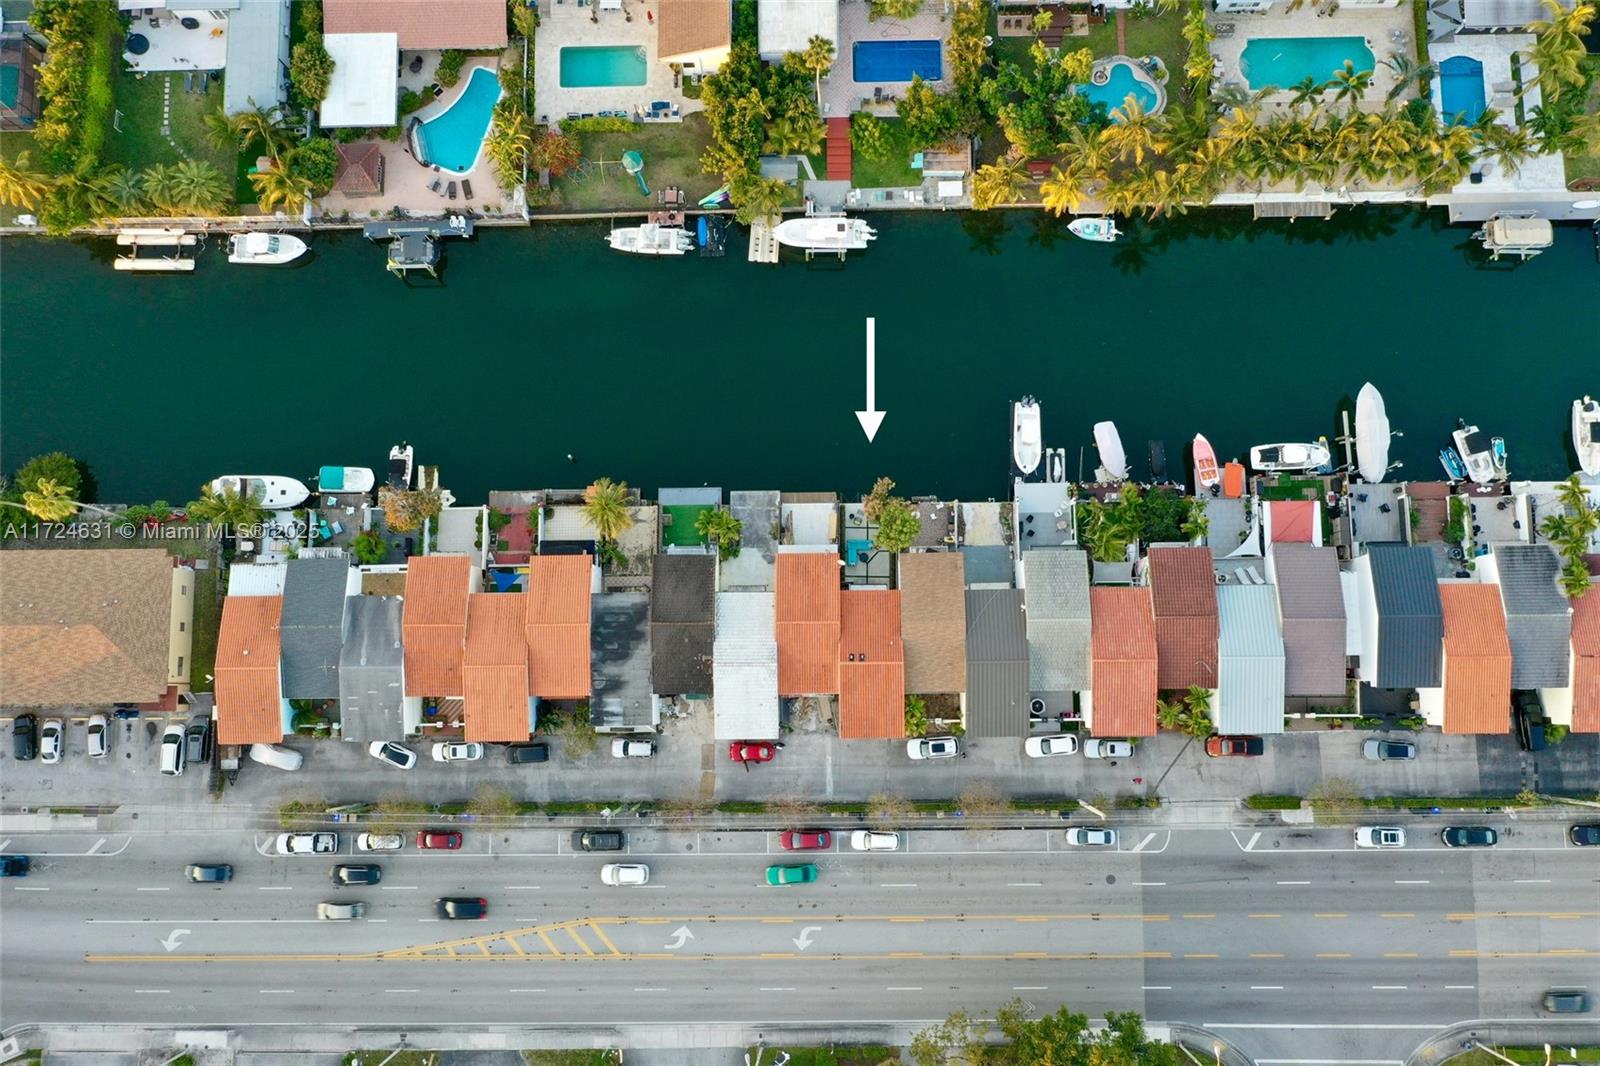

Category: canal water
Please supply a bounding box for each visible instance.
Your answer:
[2,210,1596,505]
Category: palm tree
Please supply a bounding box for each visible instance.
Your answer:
[694,507,744,562]
[1162,98,1215,155]
[1287,75,1326,112]
[1101,96,1164,166]
[248,162,316,214]
[1040,164,1091,216]
[799,35,836,109]
[203,104,238,152]
[104,167,145,213]
[1528,26,1588,101]
[971,156,1030,211]
[1381,53,1437,101]
[1478,121,1536,175]
[582,477,634,542]
[230,101,294,160]
[142,164,180,213]
[483,115,534,187]
[0,150,52,211]
[1329,60,1373,106]
[20,478,78,522]
[168,159,229,215]
[1156,698,1185,731]
[51,160,119,224]
[1057,123,1113,175]
[186,484,269,531]
[763,113,826,156]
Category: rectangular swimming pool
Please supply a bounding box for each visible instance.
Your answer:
[1239,36,1374,91]
[853,40,943,83]
[1438,55,1486,125]
[560,45,648,88]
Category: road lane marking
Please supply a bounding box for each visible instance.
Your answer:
[133,990,169,994]
[1205,1025,1441,1031]
[1185,953,1219,959]
[509,989,546,993]
[88,838,107,855]
[1317,953,1353,958]
[1008,882,1043,887]
[1182,914,1215,919]
[258,886,292,891]
[505,886,542,890]
[1243,832,1261,850]
[1395,880,1430,884]
[1380,913,1415,919]
[887,986,923,991]
[383,989,420,993]
[1014,986,1048,991]
[258,989,295,994]
[136,887,169,892]
[1249,914,1281,919]
[87,919,324,924]
[1372,985,1407,990]
[1250,986,1283,990]
[1133,881,1166,887]
[1277,881,1310,886]
[1514,879,1551,884]
[1141,985,1171,990]
[1315,913,1348,919]
[12,886,48,892]
[633,988,667,993]
[1445,985,1475,990]
[880,883,917,888]
[1250,953,1284,959]
[1256,1059,1405,1064]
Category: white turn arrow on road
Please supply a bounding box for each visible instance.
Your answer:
[854,318,886,442]
[160,929,190,953]
[663,925,695,950]
[792,926,821,951]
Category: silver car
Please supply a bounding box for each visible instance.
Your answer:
[1362,739,1417,761]
[316,901,367,921]
[1066,827,1117,847]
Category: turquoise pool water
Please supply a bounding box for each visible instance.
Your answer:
[1438,55,1486,125]
[417,67,502,174]
[560,45,649,88]
[1076,61,1160,118]
[1239,36,1374,90]
[852,40,943,82]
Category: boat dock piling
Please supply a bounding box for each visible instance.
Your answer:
[747,215,780,264]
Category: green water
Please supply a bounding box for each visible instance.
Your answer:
[2,210,1596,505]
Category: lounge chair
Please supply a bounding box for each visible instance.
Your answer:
[429,178,442,193]
[330,521,344,537]
[462,179,474,200]
[448,181,457,200]
[409,54,425,74]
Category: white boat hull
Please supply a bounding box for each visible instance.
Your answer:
[209,475,311,509]
[1249,442,1331,472]
[607,224,694,255]
[229,232,309,264]
[1354,382,1391,483]
[1067,217,1119,242]
[1012,398,1042,477]
[388,444,415,490]
[1574,397,1600,477]
[319,466,376,494]
[773,216,877,252]
[1092,420,1128,481]
[1452,424,1502,485]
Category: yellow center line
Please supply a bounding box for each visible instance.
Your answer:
[1384,952,1420,958]
[889,951,925,958]
[1315,913,1348,919]
[1184,953,1219,959]
[636,918,671,925]
[760,919,794,925]
[1380,913,1415,919]
[890,918,926,923]
[1183,914,1216,920]
[1015,917,1049,923]
[760,952,795,959]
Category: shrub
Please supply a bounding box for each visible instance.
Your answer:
[529,129,582,177]
[904,694,929,737]
[1246,794,1304,810]
[562,116,634,133]
[437,49,467,88]
[349,529,388,565]
[291,33,335,107]
[287,137,339,195]
[851,113,893,161]
[399,88,429,116]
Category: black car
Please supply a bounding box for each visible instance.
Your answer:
[507,742,550,765]
[12,714,37,761]
[1513,693,1547,752]
[1570,824,1600,847]
[1544,989,1592,1013]
[572,830,624,852]
[185,714,214,764]
[330,863,382,886]
[185,863,233,883]
[0,855,30,878]
[1441,826,1499,848]
[437,896,488,920]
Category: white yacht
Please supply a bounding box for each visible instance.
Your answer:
[228,232,308,265]
[317,466,376,494]
[388,443,415,490]
[1452,421,1507,484]
[1573,396,1600,477]
[606,223,694,255]
[773,216,877,252]
[1354,382,1392,483]
[1093,421,1129,482]
[1249,441,1331,473]
[1012,396,1042,477]
[208,475,311,509]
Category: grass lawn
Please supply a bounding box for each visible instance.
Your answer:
[745,1048,900,1066]
[1084,10,1187,75]
[1447,1050,1600,1066]
[521,1052,621,1066]
[851,117,924,187]
[550,113,717,211]
[104,67,239,200]
[185,562,221,694]
[1564,56,1600,188]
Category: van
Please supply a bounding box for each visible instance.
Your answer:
[248,743,304,771]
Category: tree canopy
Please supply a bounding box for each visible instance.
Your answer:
[910,1001,1184,1066]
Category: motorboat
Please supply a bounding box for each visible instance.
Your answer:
[1193,434,1221,495]
[1573,396,1600,477]
[1093,421,1129,482]
[208,475,311,509]
[1439,447,1468,482]
[228,232,308,265]
[606,223,694,255]
[1249,440,1332,473]
[388,443,414,490]
[1222,461,1246,499]
[773,215,877,252]
[1067,217,1119,242]
[1012,396,1042,477]
[317,466,376,494]
[1452,420,1506,484]
[1354,382,1392,483]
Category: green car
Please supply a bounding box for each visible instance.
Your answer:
[765,863,818,886]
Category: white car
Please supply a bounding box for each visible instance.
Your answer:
[356,833,403,852]
[1066,827,1117,847]
[849,830,901,852]
[1024,734,1079,758]
[316,901,366,921]
[431,741,484,762]
[600,863,651,886]
[1082,739,1134,759]
[248,743,303,771]
[159,724,186,776]
[38,718,64,763]
[1355,826,1406,849]
[275,832,338,855]
[85,713,109,759]
[906,735,961,760]
[611,738,656,759]
[367,741,417,769]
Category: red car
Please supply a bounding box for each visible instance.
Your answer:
[729,742,776,763]
[780,829,831,851]
[1205,735,1265,758]
[416,830,463,850]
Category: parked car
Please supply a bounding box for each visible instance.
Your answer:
[85,713,109,759]
[1205,735,1265,758]
[1355,826,1406,849]
[437,897,488,920]
[1441,826,1498,848]
[600,863,650,886]
[316,901,366,921]
[1066,827,1117,847]
[780,829,831,851]
[849,830,900,852]
[766,863,818,886]
[1082,739,1134,759]
[367,741,417,769]
[1362,739,1417,761]
[431,741,484,762]
[185,714,214,764]
[416,830,462,850]
[907,735,962,760]
[1570,824,1600,847]
[1024,734,1079,758]
[1514,698,1548,753]
[330,863,382,886]
[185,863,233,883]
[729,741,776,763]
[1544,989,1592,1013]
[38,718,63,764]
[356,833,403,852]
[276,832,338,855]
[1,855,32,878]
[248,743,303,771]
[611,737,656,759]
[159,724,187,777]
[571,830,624,852]
[506,742,550,765]
[12,714,37,761]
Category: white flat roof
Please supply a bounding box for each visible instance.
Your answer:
[320,32,398,129]
[758,0,839,60]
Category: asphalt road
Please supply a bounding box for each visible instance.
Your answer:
[2,822,1595,1062]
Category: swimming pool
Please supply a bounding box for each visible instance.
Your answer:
[1239,36,1374,91]
[853,40,943,83]
[1438,54,1486,125]
[416,67,502,174]
[1076,60,1161,118]
[560,45,649,88]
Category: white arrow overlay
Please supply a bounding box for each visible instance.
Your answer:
[792,926,821,951]
[854,317,886,442]
[663,925,695,950]
[160,929,191,953]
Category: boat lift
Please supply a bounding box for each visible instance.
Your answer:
[1472,212,1554,261]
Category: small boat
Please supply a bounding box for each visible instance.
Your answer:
[1491,437,1508,479]
[1249,441,1332,473]
[1222,461,1246,499]
[209,475,311,509]
[1354,382,1392,483]
[1573,396,1600,476]
[1012,396,1043,477]
[1093,421,1129,482]
[1193,434,1221,495]
[228,232,308,265]
[388,443,414,490]
[1047,448,1067,483]
[1067,217,1119,242]
[606,223,694,255]
[1439,447,1468,482]
[1148,440,1169,483]
[318,466,376,495]
[698,184,731,208]
[1452,420,1505,484]
[773,215,877,252]
[697,216,709,246]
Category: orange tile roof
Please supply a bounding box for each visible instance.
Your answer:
[1147,547,1218,690]
[1571,588,1600,733]
[525,555,592,699]
[777,553,840,696]
[324,0,508,49]
[1090,587,1158,737]
[1439,584,1511,735]
[1270,501,1316,543]
[215,596,284,745]
[464,594,530,742]
[402,556,472,697]
[838,591,905,739]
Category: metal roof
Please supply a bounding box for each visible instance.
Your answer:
[590,593,653,731]
[964,589,1029,737]
[1216,585,1286,734]
[279,555,352,699]
[338,595,406,742]
[222,0,289,115]
[1493,544,1572,688]
[1366,545,1443,689]
[1268,544,1348,697]
[1022,548,1091,692]
[713,592,779,740]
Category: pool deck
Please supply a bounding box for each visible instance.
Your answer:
[1207,4,1410,114]
[1426,34,1565,197]
[822,2,954,119]
[532,0,703,127]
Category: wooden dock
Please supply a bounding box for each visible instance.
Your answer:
[747,215,780,264]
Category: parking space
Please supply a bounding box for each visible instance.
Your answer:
[2,711,210,806]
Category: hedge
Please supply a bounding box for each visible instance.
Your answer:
[1246,794,1305,810]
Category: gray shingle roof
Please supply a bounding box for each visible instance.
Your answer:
[590,593,654,731]
[280,555,352,699]
[650,554,715,695]
[964,589,1029,737]
[1022,548,1091,692]
[1494,544,1572,688]
[1217,585,1286,734]
[338,596,406,742]
[1367,545,1443,689]
[1269,544,1348,697]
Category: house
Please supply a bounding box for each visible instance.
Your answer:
[526,554,594,700]
[463,593,532,742]
[333,141,386,197]
[591,592,655,732]
[1216,585,1287,735]
[1085,587,1158,737]
[221,0,291,116]
[401,554,474,700]
[651,554,716,697]
[320,32,399,129]
[324,0,509,49]
[1479,544,1571,690]
[0,28,44,130]
[338,595,411,742]
[1146,547,1219,691]
[898,552,966,697]
[657,0,731,76]
[1559,588,1600,732]
[278,554,355,701]
[776,551,840,696]
[0,549,194,707]
[1265,544,1348,702]
[758,0,838,63]
[964,589,1029,737]
[713,592,779,740]
[838,589,905,739]
[1021,549,1091,716]
[111,0,290,115]
[1420,584,1512,733]
[214,595,287,745]
[1350,545,1444,689]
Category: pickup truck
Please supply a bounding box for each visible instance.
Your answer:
[276,832,338,855]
